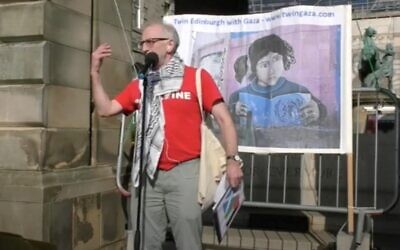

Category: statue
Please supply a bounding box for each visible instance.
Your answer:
[358,27,395,90]
[363,43,395,90]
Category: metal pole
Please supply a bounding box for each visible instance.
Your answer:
[347,153,354,233]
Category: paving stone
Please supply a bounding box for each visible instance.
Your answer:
[304,233,321,250]
[253,230,268,249]
[292,232,312,250]
[202,226,216,245]
[226,228,241,248]
[239,229,254,249]
[278,232,296,250]
[264,230,282,250]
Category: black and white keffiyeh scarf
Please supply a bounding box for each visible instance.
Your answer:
[132,54,185,186]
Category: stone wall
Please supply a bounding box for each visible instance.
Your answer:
[0,1,133,249]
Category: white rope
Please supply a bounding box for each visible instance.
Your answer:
[112,0,138,76]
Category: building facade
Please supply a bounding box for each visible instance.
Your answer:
[0,0,172,249]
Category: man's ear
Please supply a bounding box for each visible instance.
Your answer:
[166,40,175,54]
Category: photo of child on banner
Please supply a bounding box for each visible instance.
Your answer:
[228,34,327,147]
[189,24,342,151]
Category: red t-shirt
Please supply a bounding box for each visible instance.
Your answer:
[114,66,223,170]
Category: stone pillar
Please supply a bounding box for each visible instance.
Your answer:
[0,1,132,249]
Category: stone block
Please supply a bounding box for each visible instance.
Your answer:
[394,17,400,33]
[95,0,131,29]
[101,191,125,245]
[45,2,91,51]
[1,0,39,3]
[239,229,254,249]
[226,228,240,247]
[0,128,44,170]
[264,230,281,250]
[291,232,312,250]
[73,194,101,250]
[0,181,43,203]
[353,17,397,36]
[305,233,320,250]
[49,199,73,249]
[0,201,44,241]
[0,41,90,88]
[0,2,45,41]
[0,2,91,50]
[253,230,268,249]
[0,128,85,170]
[96,128,120,167]
[48,42,90,89]
[143,1,165,22]
[45,86,90,128]
[336,231,370,250]
[0,165,115,202]
[0,167,121,249]
[42,167,115,202]
[95,114,122,130]
[0,42,49,84]
[0,84,44,125]
[202,226,216,245]
[0,84,89,128]
[51,0,91,15]
[100,240,126,250]
[44,128,90,169]
[100,56,136,96]
[93,21,133,63]
[303,211,326,231]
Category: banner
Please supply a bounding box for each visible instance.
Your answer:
[164,5,352,154]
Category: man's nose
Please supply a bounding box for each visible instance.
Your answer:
[142,48,150,55]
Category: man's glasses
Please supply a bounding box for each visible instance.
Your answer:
[138,38,169,49]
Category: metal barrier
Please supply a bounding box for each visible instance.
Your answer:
[114,88,400,248]
[241,87,400,247]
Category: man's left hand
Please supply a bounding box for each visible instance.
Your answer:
[226,161,243,188]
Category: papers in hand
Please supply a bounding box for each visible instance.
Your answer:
[212,174,245,243]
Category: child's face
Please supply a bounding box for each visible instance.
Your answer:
[255,52,284,86]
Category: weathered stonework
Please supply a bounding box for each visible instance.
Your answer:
[0,42,49,84]
[0,128,45,170]
[45,86,90,128]
[0,84,45,125]
[0,1,133,249]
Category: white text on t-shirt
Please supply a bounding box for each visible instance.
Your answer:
[163,91,191,100]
